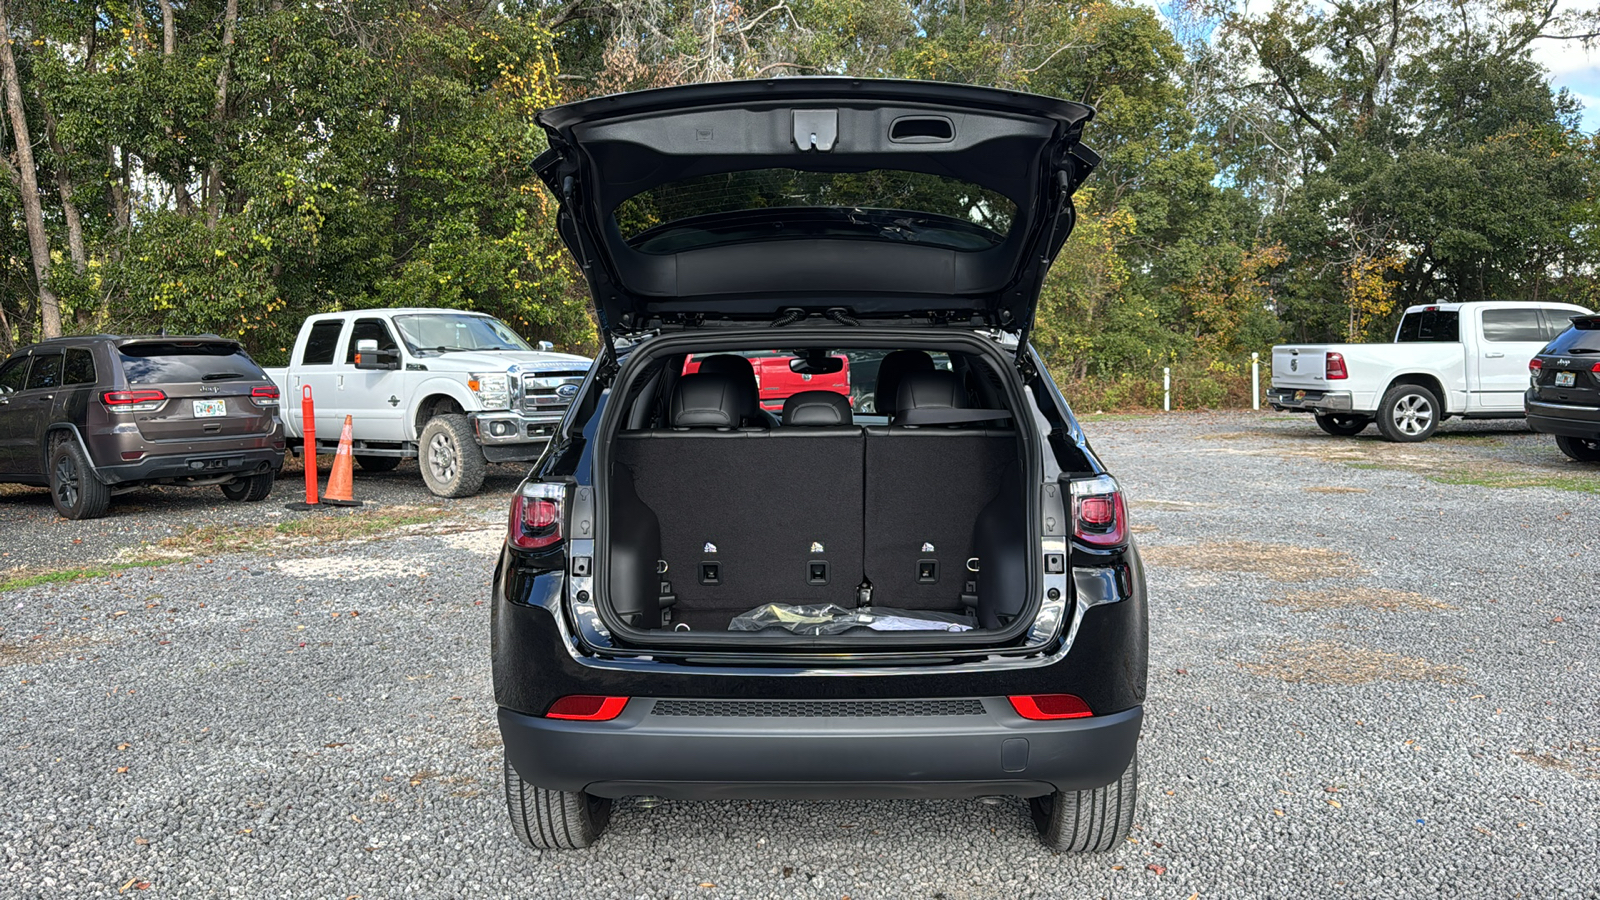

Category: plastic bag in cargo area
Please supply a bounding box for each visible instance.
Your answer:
[727,603,974,635]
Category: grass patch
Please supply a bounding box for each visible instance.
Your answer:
[1513,743,1600,780]
[1429,470,1600,492]
[1303,485,1369,494]
[0,634,105,667]
[0,558,172,593]
[1078,412,1156,422]
[156,506,457,557]
[1265,587,1454,613]
[1241,640,1466,685]
[1141,540,1365,582]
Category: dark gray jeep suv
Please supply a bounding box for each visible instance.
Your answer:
[0,336,286,519]
[492,78,1146,852]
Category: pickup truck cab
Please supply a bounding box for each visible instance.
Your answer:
[1269,301,1591,441]
[265,309,590,497]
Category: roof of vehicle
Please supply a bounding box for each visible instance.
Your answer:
[1400,301,1592,313]
[303,308,500,319]
[12,334,238,349]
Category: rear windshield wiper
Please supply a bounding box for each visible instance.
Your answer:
[202,372,246,381]
[1563,348,1600,354]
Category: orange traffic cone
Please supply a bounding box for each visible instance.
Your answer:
[321,415,363,507]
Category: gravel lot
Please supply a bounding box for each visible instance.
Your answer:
[2,413,1598,898]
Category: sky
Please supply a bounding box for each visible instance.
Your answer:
[1535,38,1600,131]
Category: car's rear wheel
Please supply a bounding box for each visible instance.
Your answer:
[1315,413,1371,436]
[48,440,111,520]
[1029,752,1137,853]
[356,454,402,473]
[1375,384,1440,442]
[221,471,275,502]
[504,755,611,849]
[418,414,485,498]
[1555,435,1600,463]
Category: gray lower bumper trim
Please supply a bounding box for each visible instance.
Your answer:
[500,700,1142,800]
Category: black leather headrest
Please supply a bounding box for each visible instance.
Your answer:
[896,370,966,415]
[782,391,852,426]
[693,354,759,419]
[874,350,935,416]
[670,374,743,428]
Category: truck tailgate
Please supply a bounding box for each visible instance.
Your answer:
[1272,346,1328,388]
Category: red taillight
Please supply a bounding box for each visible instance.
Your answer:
[508,491,563,550]
[1008,694,1093,720]
[101,389,166,410]
[1591,362,1600,374]
[1072,480,1127,548]
[1325,352,1348,380]
[251,385,280,406]
[545,695,629,721]
[1529,358,1543,374]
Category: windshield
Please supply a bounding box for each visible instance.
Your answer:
[616,168,1017,254]
[392,314,532,354]
[1543,319,1600,354]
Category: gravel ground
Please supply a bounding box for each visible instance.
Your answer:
[2,411,1598,898]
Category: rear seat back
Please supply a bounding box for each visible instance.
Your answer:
[862,426,1019,610]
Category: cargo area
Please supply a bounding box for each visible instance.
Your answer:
[598,344,1035,640]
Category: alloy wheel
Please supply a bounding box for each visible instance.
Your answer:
[428,432,458,483]
[1391,394,1433,436]
[53,453,79,510]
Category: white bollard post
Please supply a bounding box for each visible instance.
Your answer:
[1163,367,1171,412]
[1251,352,1260,411]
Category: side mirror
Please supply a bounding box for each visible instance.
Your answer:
[537,340,554,352]
[355,339,399,370]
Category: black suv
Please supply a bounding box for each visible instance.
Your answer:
[491,79,1146,852]
[0,336,286,519]
[1527,314,1600,462]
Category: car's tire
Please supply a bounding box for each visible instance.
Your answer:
[1375,383,1441,443]
[504,756,611,850]
[1029,752,1137,853]
[418,414,485,498]
[1314,413,1371,437]
[1555,435,1600,463]
[355,454,402,473]
[48,439,111,520]
[221,471,275,502]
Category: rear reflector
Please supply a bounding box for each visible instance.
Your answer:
[1325,351,1348,380]
[545,695,629,721]
[1008,694,1093,720]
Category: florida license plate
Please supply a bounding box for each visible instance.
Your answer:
[1555,371,1576,387]
[193,399,227,417]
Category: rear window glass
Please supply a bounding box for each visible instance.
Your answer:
[616,169,1017,254]
[1396,310,1459,342]
[119,343,261,385]
[64,348,96,385]
[300,321,345,366]
[1480,307,1546,342]
[1542,320,1600,355]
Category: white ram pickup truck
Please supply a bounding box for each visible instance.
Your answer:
[264,308,590,496]
[1268,300,1590,442]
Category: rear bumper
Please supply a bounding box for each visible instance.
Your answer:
[1526,399,1600,439]
[94,447,282,485]
[1266,388,1357,413]
[499,700,1142,800]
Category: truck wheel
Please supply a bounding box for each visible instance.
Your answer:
[48,440,111,520]
[221,471,275,502]
[1029,752,1137,852]
[505,755,611,850]
[1555,435,1600,463]
[418,414,485,498]
[1315,414,1371,436]
[356,455,402,473]
[1375,384,1440,442]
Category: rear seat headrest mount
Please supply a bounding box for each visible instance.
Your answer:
[670,373,744,428]
[782,391,853,426]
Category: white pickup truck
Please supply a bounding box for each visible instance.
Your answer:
[264,308,591,496]
[1268,300,1591,441]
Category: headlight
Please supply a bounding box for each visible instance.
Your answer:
[469,372,512,410]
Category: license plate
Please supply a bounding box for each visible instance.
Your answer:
[1556,372,1576,387]
[1294,390,1306,401]
[193,399,227,418]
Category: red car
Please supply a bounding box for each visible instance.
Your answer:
[684,352,850,412]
